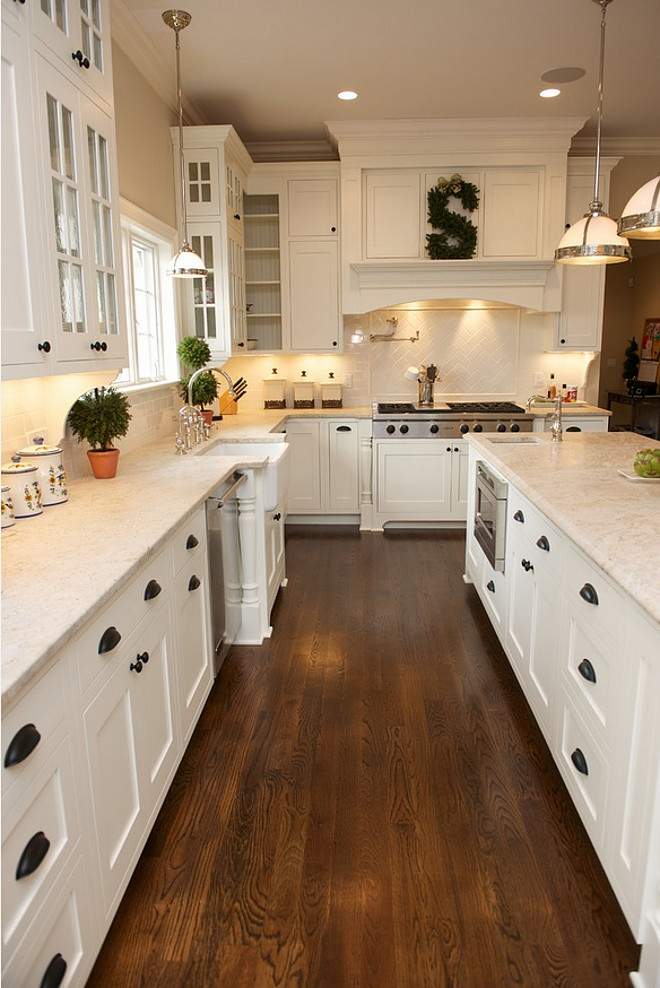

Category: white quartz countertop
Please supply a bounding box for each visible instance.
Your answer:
[469,431,660,625]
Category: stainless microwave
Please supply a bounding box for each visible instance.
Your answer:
[474,461,508,572]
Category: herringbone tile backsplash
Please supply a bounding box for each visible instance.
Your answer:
[369,307,520,399]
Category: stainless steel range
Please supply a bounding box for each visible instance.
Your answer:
[373,401,534,439]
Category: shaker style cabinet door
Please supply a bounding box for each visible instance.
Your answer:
[288,240,340,352]
[287,179,338,238]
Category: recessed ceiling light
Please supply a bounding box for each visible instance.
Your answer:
[540,88,561,99]
[338,90,358,101]
[541,67,586,84]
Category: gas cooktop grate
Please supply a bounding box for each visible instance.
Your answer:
[446,402,526,414]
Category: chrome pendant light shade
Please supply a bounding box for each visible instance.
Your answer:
[163,9,208,278]
[618,176,660,240]
[555,0,631,265]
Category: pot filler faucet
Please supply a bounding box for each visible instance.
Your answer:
[526,394,563,442]
[176,367,236,454]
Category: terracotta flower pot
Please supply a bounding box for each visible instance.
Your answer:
[201,409,214,427]
[87,448,120,479]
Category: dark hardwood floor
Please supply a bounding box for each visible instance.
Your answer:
[89,528,639,987]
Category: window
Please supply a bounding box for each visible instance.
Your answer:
[117,201,177,386]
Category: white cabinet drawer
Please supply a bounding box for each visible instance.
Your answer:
[562,611,616,743]
[2,660,69,798]
[564,545,624,646]
[75,546,172,695]
[2,736,80,956]
[558,694,610,848]
[508,493,564,578]
[172,507,208,575]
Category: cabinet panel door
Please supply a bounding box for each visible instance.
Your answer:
[174,558,213,747]
[376,442,451,516]
[481,170,540,257]
[288,241,340,352]
[185,221,232,362]
[284,422,322,512]
[287,179,337,237]
[328,420,359,512]
[32,0,114,108]
[134,615,177,815]
[365,172,421,258]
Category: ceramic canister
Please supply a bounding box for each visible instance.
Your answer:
[15,439,68,505]
[1,456,43,518]
[1,485,15,528]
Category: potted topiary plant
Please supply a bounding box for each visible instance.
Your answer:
[67,386,132,479]
[176,335,218,424]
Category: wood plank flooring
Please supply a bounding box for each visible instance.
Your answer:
[89,528,639,987]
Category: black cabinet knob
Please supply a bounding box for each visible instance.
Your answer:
[332,340,338,347]
[89,341,107,351]
[273,512,281,521]
[186,534,199,549]
[130,651,149,673]
[98,625,121,655]
[446,446,451,452]
[238,341,245,347]
[571,748,589,776]
[188,574,201,592]
[71,49,90,68]
[578,658,597,683]
[579,583,599,606]
[521,558,534,572]
[5,723,41,767]
[513,509,525,523]
[536,535,550,551]
[40,953,67,988]
[143,579,162,601]
[331,226,337,232]
[16,831,50,879]
[37,340,51,353]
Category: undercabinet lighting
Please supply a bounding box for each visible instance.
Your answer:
[540,88,561,98]
[338,90,358,101]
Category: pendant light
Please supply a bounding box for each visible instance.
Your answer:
[618,175,660,240]
[555,0,631,265]
[163,9,207,278]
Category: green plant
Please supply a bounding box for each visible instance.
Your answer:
[622,336,640,382]
[176,335,218,409]
[67,387,132,451]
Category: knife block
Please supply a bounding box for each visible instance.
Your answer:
[219,390,237,415]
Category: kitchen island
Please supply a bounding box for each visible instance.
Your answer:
[465,430,660,988]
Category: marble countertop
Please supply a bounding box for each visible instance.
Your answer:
[469,430,660,625]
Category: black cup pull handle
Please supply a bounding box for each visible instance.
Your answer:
[5,723,41,767]
[578,659,597,683]
[571,748,589,776]
[188,574,201,592]
[513,509,524,523]
[486,580,495,593]
[143,579,162,601]
[536,535,550,551]
[40,953,67,988]
[16,831,50,879]
[336,425,352,432]
[186,534,199,549]
[579,583,599,605]
[98,625,121,655]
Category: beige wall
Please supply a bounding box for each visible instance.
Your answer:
[111,43,177,227]
[599,156,660,406]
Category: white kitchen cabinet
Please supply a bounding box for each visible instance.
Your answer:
[171,128,252,360]
[265,501,287,613]
[365,171,422,258]
[288,239,340,353]
[480,170,541,258]
[286,418,360,518]
[244,192,282,351]
[372,439,467,528]
[532,414,609,433]
[287,178,338,238]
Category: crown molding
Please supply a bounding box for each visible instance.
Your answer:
[571,136,660,157]
[110,0,206,125]
[246,141,338,162]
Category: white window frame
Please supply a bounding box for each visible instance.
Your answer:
[117,198,178,386]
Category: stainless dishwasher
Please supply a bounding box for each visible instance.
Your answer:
[206,471,246,676]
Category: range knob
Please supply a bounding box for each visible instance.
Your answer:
[429,424,439,434]
[511,422,520,432]
[474,423,483,433]
[496,423,506,432]
[460,423,469,434]
[400,424,409,434]
[386,424,395,434]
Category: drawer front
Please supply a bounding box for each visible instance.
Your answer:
[2,737,80,955]
[2,660,69,799]
[508,492,564,579]
[172,507,208,575]
[477,558,507,637]
[563,611,616,743]
[75,546,172,695]
[1,854,95,988]
[564,545,624,647]
[558,694,610,849]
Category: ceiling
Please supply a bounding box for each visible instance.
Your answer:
[114,0,660,157]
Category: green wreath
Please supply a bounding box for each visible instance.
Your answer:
[425,173,479,260]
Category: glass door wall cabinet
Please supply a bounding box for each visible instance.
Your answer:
[2,0,127,379]
[170,126,252,361]
[244,194,282,351]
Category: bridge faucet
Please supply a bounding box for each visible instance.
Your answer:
[175,366,236,452]
[550,395,563,443]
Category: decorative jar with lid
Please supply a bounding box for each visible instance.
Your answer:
[15,438,68,505]
[321,372,342,409]
[1,456,43,518]
[263,368,287,409]
[293,371,315,409]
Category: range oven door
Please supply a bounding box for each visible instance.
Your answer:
[474,461,508,572]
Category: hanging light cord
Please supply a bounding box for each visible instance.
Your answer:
[590,0,612,215]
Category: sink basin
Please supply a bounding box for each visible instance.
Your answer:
[487,435,545,444]
[203,441,289,510]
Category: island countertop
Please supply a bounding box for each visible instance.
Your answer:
[468,430,660,625]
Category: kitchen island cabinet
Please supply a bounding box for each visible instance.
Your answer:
[464,431,660,988]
